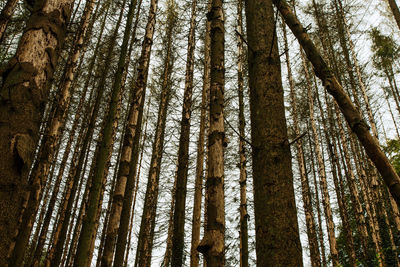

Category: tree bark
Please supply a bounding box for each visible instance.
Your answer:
[244,0,303,265]
[0,1,73,265]
[197,0,226,265]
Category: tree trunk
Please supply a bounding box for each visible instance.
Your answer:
[46,2,126,264]
[302,54,339,266]
[112,0,158,266]
[197,0,225,266]
[386,0,400,31]
[8,1,97,264]
[274,0,400,207]
[170,0,197,265]
[189,1,210,264]
[134,5,175,266]
[283,23,321,267]
[244,1,303,266]
[0,0,18,42]
[236,1,249,267]
[0,1,73,265]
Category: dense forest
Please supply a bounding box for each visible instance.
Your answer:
[1,0,400,266]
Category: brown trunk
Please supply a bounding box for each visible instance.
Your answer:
[0,0,18,42]
[237,1,249,267]
[0,1,73,265]
[244,0,303,265]
[162,170,178,267]
[308,133,327,267]
[134,5,175,265]
[274,0,400,207]
[123,93,150,267]
[112,0,158,265]
[314,78,357,266]
[283,23,321,267]
[386,0,400,32]
[170,0,197,265]
[8,1,97,264]
[302,54,339,266]
[197,0,225,265]
[189,2,210,266]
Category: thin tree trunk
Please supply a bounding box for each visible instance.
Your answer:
[123,92,151,267]
[197,0,226,266]
[189,2,210,265]
[46,2,127,264]
[302,55,339,266]
[134,5,175,266]
[308,133,327,267]
[274,0,400,207]
[162,171,178,267]
[170,0,197,265]
[237,1,249,267]
[386,0,400,32]
[283,23,321,267]
[0,0,18,42]
[112,0,159,264]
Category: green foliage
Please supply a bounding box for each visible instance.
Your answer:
[370,28,400,74]
[383,138,400,175]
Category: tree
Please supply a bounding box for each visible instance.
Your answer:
[197,0,226,265]
[244,0,303,265]
[0,1,74,264]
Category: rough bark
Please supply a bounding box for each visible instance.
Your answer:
[274,0,400,207]
[8,1,97,264]
[244,0,303,265]
[0,1,73,265]
[196,0,226,266]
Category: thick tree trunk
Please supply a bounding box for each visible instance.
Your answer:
[0,0,18,42]
[244,0,303,266]
[274,0,400,207]
[8,1,97,264]
[170,0,197,266]
[197,0,226,266]
[0,1,73,265]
